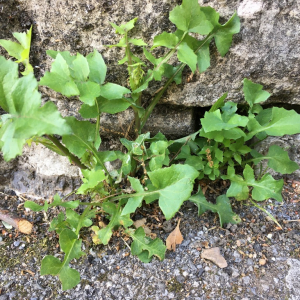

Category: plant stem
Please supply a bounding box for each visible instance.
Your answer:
[125,32,134,75]
[133,94,142,136]
[88,146,114,186]
[79,190,158,207]
[140,63,185,128]
[140,32,214,129]
[248,136,268,148]
[45,135,88,170]
[95,100,101,143]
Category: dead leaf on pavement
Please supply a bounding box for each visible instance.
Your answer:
[133,218,147,228]
[201,247,228,268]
[201,241,209,248]
[166,219,183,251]
[133,218,151,235]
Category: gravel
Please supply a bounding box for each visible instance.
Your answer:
[1,179,300,300]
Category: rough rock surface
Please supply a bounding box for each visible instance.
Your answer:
[10,144,82,197]
[0,1,300,194]
[10,0,300,108]
[166,0,300,107]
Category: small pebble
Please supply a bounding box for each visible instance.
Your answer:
[13,241,20,247]
[259,258,267,265]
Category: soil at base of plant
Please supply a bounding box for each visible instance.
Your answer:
[0,178,300,300]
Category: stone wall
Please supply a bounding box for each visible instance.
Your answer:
[0,0,299,196]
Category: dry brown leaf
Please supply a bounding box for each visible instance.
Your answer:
[133,218,147,228]
[133,218,151,235]
[166,219,183,251]
[201,247,228,268]
[98,221,106,228]
[201,241,210,249]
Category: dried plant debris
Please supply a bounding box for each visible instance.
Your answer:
[166,219,183,251]
[201,247,228,268]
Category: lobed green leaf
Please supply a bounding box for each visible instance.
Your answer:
[189,191,241,226]
[250,145,299,174]
[243,78,270,108]
[224,165,283,202]
[147,164,199,219]
[152,32,179,49]
[127,227,166,261]
[247,107,300,140]
[0,58,71,161]
[96,202,133,244]
[40,228,83,290]
[62,116,100,159]
[169,0,213,34]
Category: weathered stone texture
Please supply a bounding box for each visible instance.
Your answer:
[0,0,300,195]
[10,143,82,197]
[165,0,300,106]
[100,106,195,138]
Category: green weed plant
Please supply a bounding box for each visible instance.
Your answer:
[0,0,299,290]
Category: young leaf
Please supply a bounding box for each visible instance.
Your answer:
[46,50,75,66]
[128,38,147,46]
[86,50,107,84]
[71,53,90,81]
[41,51,105,105]
[77,168,107,194]
[243,78,270,108]
[199,108,248,142]
[0,58,71,161]
[0,26,33,75]
[152,32,179,49]
[127,227,166,261]
[213,12,240,57]
[177,42,197,72]
[169,0,213,34]
[222,167,249,200]
[65,208,95,230]
[160,64,183,84]
[100,83,131,100]
[149,141,170,171]
[49,212,67,233]
[196,40,211,73]
[51,194,80,209]
[97,202,133,245]
[24,200,48,212]
[120,133,150,155]
[189,191,241,226]
[39,54,80,97]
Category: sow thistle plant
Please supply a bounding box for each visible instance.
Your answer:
[0,0,299,290]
